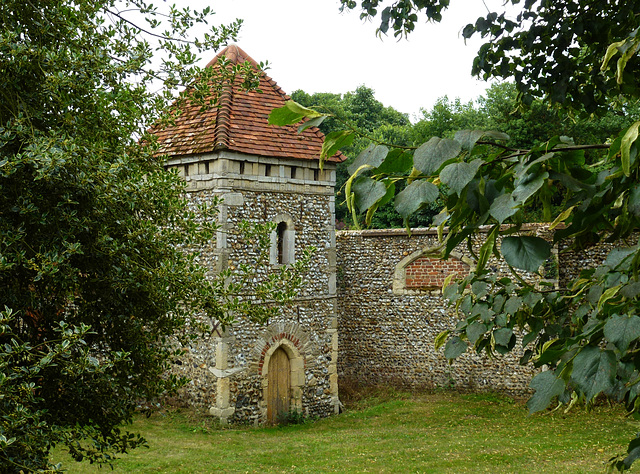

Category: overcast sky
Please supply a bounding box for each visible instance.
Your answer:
[192,1,513,120]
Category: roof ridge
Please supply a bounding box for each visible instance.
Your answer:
[206,44,260,69]
[213,85,233,150]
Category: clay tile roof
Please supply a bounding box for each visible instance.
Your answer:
[151,45,346,163]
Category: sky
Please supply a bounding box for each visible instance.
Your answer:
[189,1,512,121]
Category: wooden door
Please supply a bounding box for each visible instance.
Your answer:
[267,347,290,423]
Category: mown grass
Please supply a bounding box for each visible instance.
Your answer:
[55,390,638,473]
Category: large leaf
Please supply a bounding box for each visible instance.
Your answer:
[394,180,439,219]
[466,322,487,344]
[482,130,510,142]
[604,246,637,270]
[627,184,640,220]
[268,100,324,126]
[604,314,640,352]
[375,149,413,174]
[527,370,565,414]
[452,129,510,151]
[454,130,485,151]
[353,177,388,212]
[493,327,513,347]
[439,160,483,196]
[348,144,389,175]
[501,236,551,273]
[489,193,518,223]
[413,137,462,175]
[504,296,522,315]
[623,437,640,470]
[571,346,616,401]
[444,336,467,359]
[320,130,354,165]
[297,116,327,133]
[476,224,499,272]
[621,121,640,177]
[512,171,548,204]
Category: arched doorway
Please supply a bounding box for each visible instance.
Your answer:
[267,347,291,423]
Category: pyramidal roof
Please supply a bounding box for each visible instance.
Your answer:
[151,45,345,163]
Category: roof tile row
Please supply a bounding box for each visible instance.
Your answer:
[151,45,345,163]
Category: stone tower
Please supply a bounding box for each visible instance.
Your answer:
[151,45,343,424]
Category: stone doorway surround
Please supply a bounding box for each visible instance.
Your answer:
[256,323,307,422]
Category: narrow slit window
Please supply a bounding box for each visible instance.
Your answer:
[204,161,210,174]
[265,164,272,177]
[313,168,319,181]
[277,221,287,264]
[291,166,297,179]
[239,161,246,175]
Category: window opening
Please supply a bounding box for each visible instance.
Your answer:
[239,161,246,175]
[291,166,297,179]
[313,168,319,181]
[277,222,287,264]
[265,164,272,176]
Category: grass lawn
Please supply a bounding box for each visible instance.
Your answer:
[54,391,638,473]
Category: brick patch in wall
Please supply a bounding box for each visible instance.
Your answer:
[405,256,470,289]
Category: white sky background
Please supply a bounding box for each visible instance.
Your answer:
[189,1,515,121]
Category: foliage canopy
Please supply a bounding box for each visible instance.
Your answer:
[0,1,307,472]
[273,0,640,470]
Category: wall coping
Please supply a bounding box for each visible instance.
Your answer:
[337,223,552,238]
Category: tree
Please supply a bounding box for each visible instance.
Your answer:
[0,1,306,472]
[273,0,640,470]
[292,86,416,228]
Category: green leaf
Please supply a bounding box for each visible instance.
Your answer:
[439,160,483,196]
[375,149,413,174]
[527,370,565,414]
[454,130,485,151]
[477,225,499,272]
[466,321,487,344]
[268,106,305,126]
[268,100,324,126]
[571,346,616,402]
[394,180,439,219]
[489,193,518,223]
[630,184,640,217]
[297,115,327,133]
[444,336,468,359]
[493,327,513,347]
[597,285,621,311]
[512,171,548,204]
[623,436,640,470]
[434,330,450,351]
[522,331,538,347]
[348,144,389,175]
[549,205,576,230]
[504,296,522,315]
[413,137,462,175]
[482,130,510,142]
[604,246,637,270]
[621,121,640,177]
[353,178,388,212]
[621,281,640,298]
[604,314,640,352]
[320,130,354,166]
[501,236,551,273]
[472,303,494,323]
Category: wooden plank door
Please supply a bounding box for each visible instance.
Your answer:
[267,347,290,423]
